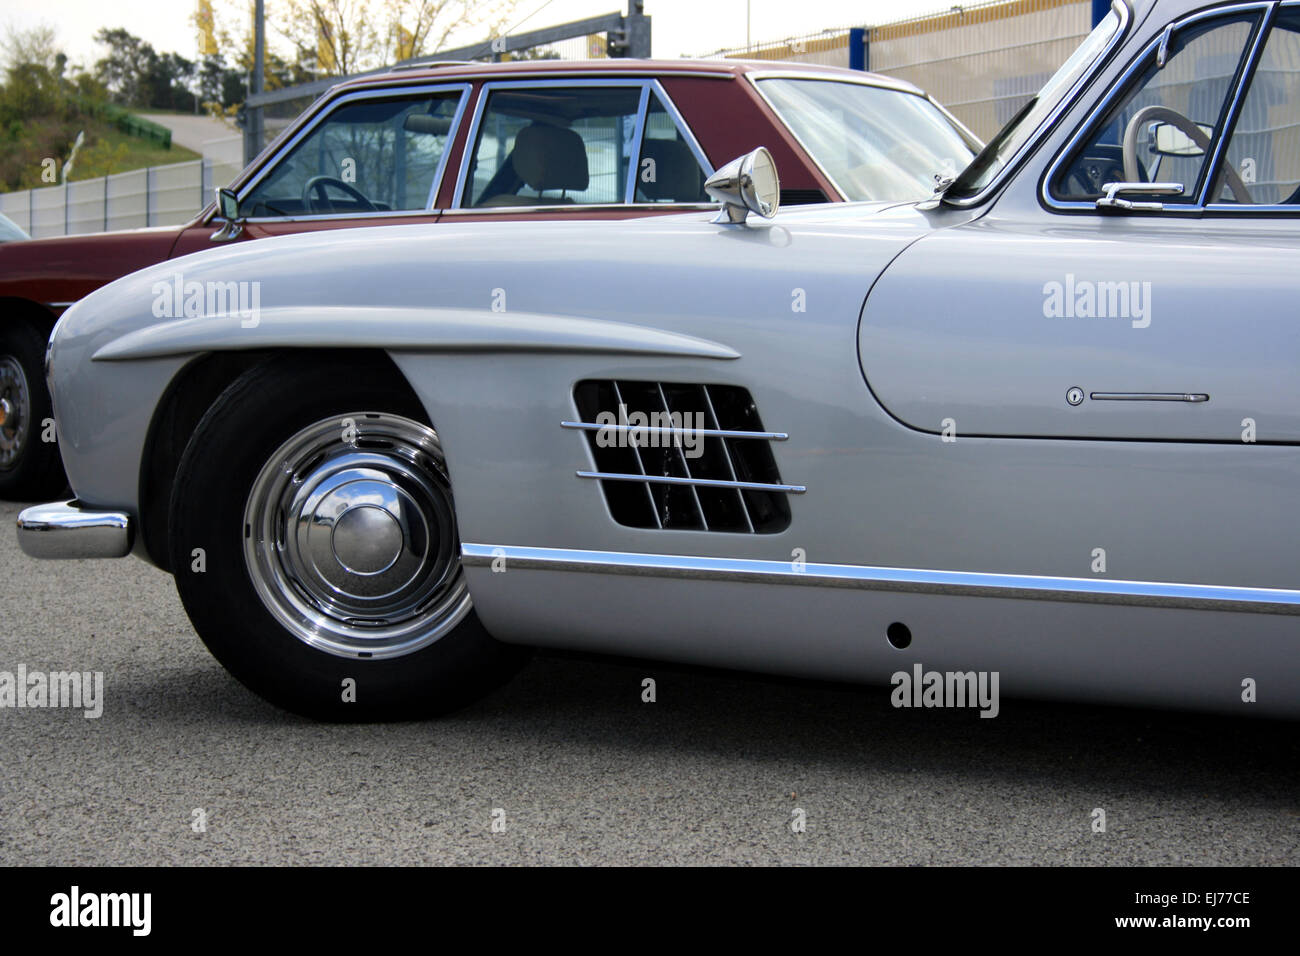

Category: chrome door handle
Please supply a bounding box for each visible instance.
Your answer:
[1089,392,1209,403]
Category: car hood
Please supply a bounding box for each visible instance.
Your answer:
[52,199,961,379]
[0,224,181,260]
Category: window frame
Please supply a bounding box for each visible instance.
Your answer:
[448,78,715,211]
[1041,1,1283,216]
[235,82,473,223]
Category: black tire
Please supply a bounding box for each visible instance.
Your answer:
[168,356,529,721]
[0,319,67,500]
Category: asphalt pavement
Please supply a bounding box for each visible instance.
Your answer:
[1,500,1296,865]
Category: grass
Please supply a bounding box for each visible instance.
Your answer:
[65,118,201,182]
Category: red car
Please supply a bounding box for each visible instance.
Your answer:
[0,58,978,498]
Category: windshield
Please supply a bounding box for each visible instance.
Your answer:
[757,78,979,202]
[945,7,1123,201]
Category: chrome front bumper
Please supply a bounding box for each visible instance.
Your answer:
[16,500,133,559]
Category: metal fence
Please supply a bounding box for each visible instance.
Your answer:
[870,0,1092,139]
[0,145,244,238]
[709,0,1093,142]
[711,28,858,68]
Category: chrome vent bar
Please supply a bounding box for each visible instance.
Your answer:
[568,379,800,534]
[572,471,807,494]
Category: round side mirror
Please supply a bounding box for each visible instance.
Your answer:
[705,147,780,224]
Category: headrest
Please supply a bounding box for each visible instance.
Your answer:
[512,123,589,193]
[404,113,452,135]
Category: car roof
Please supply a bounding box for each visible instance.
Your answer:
[331,57,924,96]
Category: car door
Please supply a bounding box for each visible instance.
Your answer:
[170,83,470,258]
[860,3,1300,444]
[439,79,716,225]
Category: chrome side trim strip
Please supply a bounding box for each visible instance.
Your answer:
[561,421,789,440]
[239,208,443,225]
[437,202,715,216]
[460,544,1300,616]
[576,472,807,494]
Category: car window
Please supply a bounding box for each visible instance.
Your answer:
[1215,8,1300,204]
[634,93,710,203]
[462,85,671,207]
[240,91,462,217]
[1051,14,1260,203]
[757,78,977,202]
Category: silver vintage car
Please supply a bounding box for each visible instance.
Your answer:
[17,0,1300,719]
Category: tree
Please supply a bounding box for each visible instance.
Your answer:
[0,24,74,127]
[149,51,198,110]
[93,28,197,110]
[0,23,102,190]
[0,23,60,74]
[273,0,519,76]
[93,28,155,106]
[191,0,517,123]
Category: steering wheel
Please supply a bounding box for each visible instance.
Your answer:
[1122,105,1252,204]
[302,175,377,213]
[1062,145,1125,198]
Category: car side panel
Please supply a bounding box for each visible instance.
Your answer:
[860,213,1300,443]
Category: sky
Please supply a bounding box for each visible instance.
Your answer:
[2,0,951,71]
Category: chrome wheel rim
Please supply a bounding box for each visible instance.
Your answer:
[0,354,31,471]
[243,412,471,660]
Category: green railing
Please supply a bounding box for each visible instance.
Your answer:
[70,98,173,149]
[104,105,172,149]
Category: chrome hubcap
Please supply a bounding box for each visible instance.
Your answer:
[243,412,471,659]
[0,355,31,470]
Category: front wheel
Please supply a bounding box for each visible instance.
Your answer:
[168,357,528,720]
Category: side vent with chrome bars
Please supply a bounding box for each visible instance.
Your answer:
[564,380,802,534]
